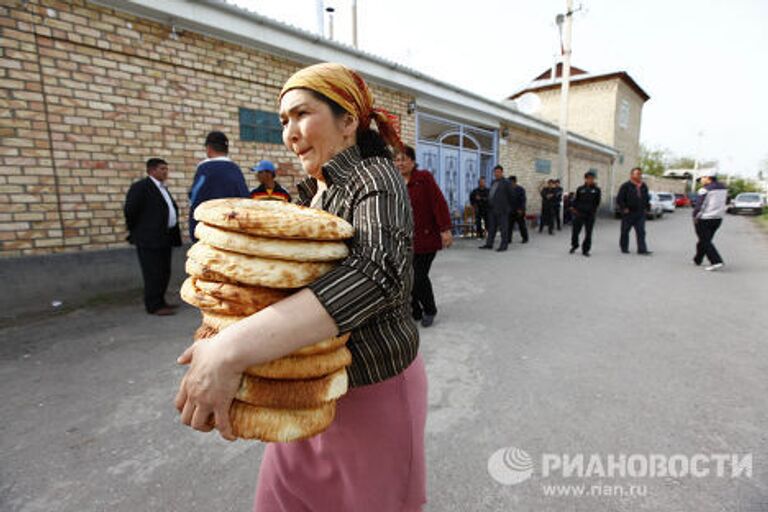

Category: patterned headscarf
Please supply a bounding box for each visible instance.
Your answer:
[279,62,402,150]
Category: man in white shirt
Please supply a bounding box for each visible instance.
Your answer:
[124,158,182,315]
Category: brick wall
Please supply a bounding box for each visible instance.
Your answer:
[499,124,613,212]
[0,0,414,257]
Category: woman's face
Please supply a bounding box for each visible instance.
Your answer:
[394,153,415,176]
[279,89,357,179]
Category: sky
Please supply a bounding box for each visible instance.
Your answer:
[231,0,768,178]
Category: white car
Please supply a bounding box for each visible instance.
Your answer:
[655,192,676,212]
[728,193,765,215]
[647,192,664,219]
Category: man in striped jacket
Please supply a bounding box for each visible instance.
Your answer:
[692,170,728,271]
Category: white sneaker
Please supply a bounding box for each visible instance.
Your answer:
[705,263,724,271]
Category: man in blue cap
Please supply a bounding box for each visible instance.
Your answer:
[250,160,292,202]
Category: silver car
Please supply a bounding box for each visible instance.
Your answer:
[728,193,765,215]
[647,192,664,219]
[656,192,676,212]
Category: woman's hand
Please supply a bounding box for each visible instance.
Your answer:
[174,338,242,441]
[440,230,453,249]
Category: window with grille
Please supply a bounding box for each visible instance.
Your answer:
[535,159,552,173]
[239,107,282,144]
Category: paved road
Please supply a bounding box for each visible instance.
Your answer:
[2,212,767,511]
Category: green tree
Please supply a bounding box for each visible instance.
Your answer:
[639,144,668,176]
[726,177,761,198]
[668,156,696,169]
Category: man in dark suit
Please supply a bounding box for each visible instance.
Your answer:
[124,158,182,316]
[507,175,529,244]
[616,166,652,255]
[479,165,514,252]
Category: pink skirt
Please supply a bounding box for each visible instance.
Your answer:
[253,355,428,512]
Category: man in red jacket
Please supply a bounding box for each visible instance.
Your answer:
[395,145,453,328]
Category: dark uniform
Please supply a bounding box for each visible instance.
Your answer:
[507,182,528,243]
[539,184,557,234]
[570,183,602,255]
[552,184,564,230]
[469,185,489,238]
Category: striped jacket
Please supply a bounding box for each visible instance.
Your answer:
[297,145,419,388]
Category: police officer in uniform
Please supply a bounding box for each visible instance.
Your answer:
[569,171,602,257]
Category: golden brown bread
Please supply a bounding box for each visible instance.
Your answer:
[187,242,335,289]
[194,198,354,241]
[193,278,292,309]
[230,400,336,442]
[185,256,235,284]
[180,277,287,316]
[195,222,349,262]
[235,368,348,409]
[245,346,352,380]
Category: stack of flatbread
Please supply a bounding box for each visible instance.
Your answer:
[181,198,355,442]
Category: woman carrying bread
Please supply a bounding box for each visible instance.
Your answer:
[174,62,427,511]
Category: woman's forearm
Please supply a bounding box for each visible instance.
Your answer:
[215,288,339,372]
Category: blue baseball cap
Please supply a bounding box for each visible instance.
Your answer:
[251,160,276,174]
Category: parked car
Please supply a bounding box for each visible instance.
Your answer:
[674,193,691,207]
[613,193,664,219]
[728,193,765,215]
[656,192,676,212]
[647,192,664,219]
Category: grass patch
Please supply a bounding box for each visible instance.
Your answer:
[758,211,768,230]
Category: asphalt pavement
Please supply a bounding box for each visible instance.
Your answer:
[1,211,767,512]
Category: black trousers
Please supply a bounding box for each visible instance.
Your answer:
[620,212,648,253]
[475,209,488,238]
[554,206,562,230]
[136,245,172,313]
[539,205,554,234]
[411,252,437,319]
[486,210,510,248]
[571,213,595,254]
[694,218,723,265]
[507,211,529,243]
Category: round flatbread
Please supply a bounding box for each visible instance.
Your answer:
[194,278,291,308]
[245,346,352,380]
[181,277,257,316]
[200,311,243,331]
[194,198,354,240]
[230,400,336,442]
[195,222,349,262]
[236,368,348,409]
[187,243,334,289]
[181,278,285,316]
[185,257,235,284]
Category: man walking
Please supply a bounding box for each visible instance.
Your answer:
[569,171,601,257]
[552,178,564,231]
[692,170,728,271]
[480,165,514,252]
[469,177,489,238]
[617,167,652,255]
[124,158,182,316]
[188,131,249,241]
[539,179,557,235]
[507,175,529,244]
[249,160,292,202]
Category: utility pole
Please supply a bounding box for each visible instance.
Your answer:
[326,6,335,40]
[556,0,574,193]
[351,0,358,48]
